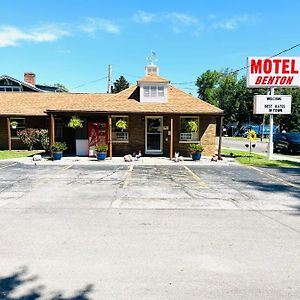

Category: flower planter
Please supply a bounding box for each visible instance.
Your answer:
[53,152,63,160]
[97,152,106,161]
[11,125,17,129]
[192,151,202,161]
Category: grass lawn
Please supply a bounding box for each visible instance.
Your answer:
[0,150,44,160]
[222,149,300,168]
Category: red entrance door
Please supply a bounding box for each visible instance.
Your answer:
[88,122,108,156]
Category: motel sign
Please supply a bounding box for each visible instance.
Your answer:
[247,57,300,87]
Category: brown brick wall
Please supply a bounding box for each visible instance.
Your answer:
[112,115,145,156]
[112,115,217,157]
[175,115,216,157]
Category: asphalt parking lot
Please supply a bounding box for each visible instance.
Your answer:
[0,162,299,299]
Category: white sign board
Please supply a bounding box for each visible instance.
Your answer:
[247,57,300,87]
[253,95,292,114]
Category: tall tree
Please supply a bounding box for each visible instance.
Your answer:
[195,70,220,105]
[111,76,129,93]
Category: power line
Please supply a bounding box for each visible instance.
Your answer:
[173,42,300,85]
[232,42,300,74]
[68,42,300,91]
[70,76,108,91]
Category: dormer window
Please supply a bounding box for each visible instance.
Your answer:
[143,86,165,98]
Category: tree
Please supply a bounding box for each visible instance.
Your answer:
[195,70,220,105]
[196,69,300,131]
[53,83,69,92]
[111,76,129,93]
[274,87,300,131]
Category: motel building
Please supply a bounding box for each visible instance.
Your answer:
[0,62,223,159]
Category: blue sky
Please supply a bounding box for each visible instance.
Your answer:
[1,0,300,94]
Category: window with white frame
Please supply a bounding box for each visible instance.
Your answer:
[10,118,25,138]
[112,116,129,142]
[143,86,165,97]
[180,117,200,141]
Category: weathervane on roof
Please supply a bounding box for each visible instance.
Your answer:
[146,51,158,66]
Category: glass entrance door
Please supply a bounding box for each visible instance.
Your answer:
[145,117,163,154]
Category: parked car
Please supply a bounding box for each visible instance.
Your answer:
[274,132,300,154]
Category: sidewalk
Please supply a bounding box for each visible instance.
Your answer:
[6,155,237,166]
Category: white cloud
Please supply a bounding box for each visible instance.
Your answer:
[165,12,204,35]
[0,24,69,47]
[167,12,198,27]
[133,10,156,24]
[80,17,120,35]
[213,14,257,30]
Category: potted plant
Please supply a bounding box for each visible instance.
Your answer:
[10,121,18,129]
[188,144,204,161]
[185,120,198,133]
[67,115,83,129]
[50,142,68,160]
[95,144,108,161]
[116,119,127,131]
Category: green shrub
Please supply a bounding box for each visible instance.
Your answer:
[38,129,50,150]
[17,128,49,151]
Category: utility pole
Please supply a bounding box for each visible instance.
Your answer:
[107,64,112,93]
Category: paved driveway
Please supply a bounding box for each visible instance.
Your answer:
[0,162,299,299]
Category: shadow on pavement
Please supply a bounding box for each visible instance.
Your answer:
[0,266,93,300]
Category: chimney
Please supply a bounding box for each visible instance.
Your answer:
[24,72,36,86]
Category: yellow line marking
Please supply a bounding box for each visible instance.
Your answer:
[57,164,73,174]
[183,165,208,188]
[0,162,17,170]
[34,164,73,187]
[250,166,299,188]
[123,164,133,188]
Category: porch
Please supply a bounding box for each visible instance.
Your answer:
[0,113,222,158]
[47,112,220,159]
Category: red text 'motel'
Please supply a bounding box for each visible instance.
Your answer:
[250,58,299,86]
[250,59,299,74]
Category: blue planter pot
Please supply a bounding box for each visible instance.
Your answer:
[97,152,107,161]
[192,152,201,161]
[53,152,63,160]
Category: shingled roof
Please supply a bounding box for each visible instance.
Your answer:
[0,85,223,116]
[137,74,170,84]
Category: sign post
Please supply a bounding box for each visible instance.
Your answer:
[268,88,274,159]
[247,56,299,160]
